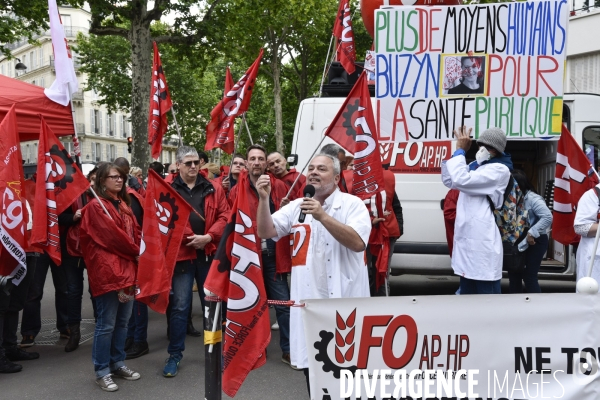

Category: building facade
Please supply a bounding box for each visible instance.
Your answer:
[0,5,177,172]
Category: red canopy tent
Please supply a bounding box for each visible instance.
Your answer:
[0,74,74,141]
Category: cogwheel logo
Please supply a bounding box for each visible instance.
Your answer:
[314,308,359,379]
[155,192,179,235]
[45,144,77,191]
[342,100,360,141]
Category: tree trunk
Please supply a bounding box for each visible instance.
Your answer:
[129,6,152,171]
[271,43,284,154]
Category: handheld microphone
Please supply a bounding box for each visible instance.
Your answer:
[298,185,316,223]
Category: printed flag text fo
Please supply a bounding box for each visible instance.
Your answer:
[204,172,270,397]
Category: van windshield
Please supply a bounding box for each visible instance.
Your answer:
[582,126,600,172]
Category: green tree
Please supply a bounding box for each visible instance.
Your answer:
[0,0,50,57]
[74,0,224,170]
[75,27,223,151]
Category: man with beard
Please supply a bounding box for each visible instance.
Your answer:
[256,154,371,394]
[228,144,295,368]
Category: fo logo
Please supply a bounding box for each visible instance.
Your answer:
[314,309,418,379]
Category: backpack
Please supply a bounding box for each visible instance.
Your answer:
[487,175,529,244]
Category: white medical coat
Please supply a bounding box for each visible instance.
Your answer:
[574,186,600,290]
[271,189,371,368]
[442,155,510,280]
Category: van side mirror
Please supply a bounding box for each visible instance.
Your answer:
[287,154,298,167]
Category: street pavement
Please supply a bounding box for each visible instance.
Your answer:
[1,272,575,399]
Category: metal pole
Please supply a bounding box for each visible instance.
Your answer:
[170,106,183,147]
[204,289,222,400]
[243,114,253,145]
[318,35,335,98]
[66,82,82,168]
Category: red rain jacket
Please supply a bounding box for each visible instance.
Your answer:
[80,197,140,297]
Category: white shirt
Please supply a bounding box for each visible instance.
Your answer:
[574,185,600,290]
[442,156,510,281]
[271,188,371,368]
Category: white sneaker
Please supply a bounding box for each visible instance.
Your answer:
[271,322,279,330]
[96,374,118,392]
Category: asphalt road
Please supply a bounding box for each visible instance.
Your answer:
[1,272,576,399]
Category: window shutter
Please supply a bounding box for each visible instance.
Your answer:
[90,110,95,134]
[98,111,103,134]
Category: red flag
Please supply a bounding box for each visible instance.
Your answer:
[0,105,28,284]
[333,0,356,74]
[205,67,236,154]
[204,171,270,397]
[136,169,193,313]
[324,71,385,200]
[205,50,264,154]
[552,125,599,245]
[148,41,173,160]
[30,118,90,265]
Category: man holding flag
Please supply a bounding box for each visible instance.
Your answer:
[162,146,229,377]
[256,153,371,395]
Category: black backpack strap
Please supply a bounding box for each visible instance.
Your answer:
[487,174,514,213]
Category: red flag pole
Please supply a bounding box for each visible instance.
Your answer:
[88,187,113,221]
[284,132,328,199]
[170,105,182,147]
[318,35,335,98]
[242,113,253,145]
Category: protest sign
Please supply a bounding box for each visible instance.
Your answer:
[375,0,568,142]
[303,294,600,400]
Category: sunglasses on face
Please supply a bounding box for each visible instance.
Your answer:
[169,170,177,174]
[107,175,124,181]
[183,160,201,167]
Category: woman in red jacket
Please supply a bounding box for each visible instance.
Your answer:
[79,163,141,392]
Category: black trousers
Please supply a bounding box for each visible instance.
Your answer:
[2,254,36,350]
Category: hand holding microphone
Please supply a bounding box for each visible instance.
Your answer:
[298,185,316,223]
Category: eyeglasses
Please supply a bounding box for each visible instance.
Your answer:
[231,162,245,166]
[107,175,124,181]
[183,160,201,167]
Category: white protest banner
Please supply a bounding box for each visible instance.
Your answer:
[302,294,600,400]
[375,0,568,142]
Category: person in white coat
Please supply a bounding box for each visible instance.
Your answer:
[574,184,600,290]
[255,154,371,396]
[442,126,511,294]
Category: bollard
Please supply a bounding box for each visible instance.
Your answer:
[204,289,222,400]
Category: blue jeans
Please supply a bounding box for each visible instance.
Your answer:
[459,277,501,294]
[168,260,195,360]
[508,234,549,294]
[92,290,133,379]
[127,300,148,342]
[20,252,69,336]
[262,253,290,353]
[63,255,85,325]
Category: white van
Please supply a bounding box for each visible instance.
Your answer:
[289,92,600,280]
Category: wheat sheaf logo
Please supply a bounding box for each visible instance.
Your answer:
[314,308,359,379]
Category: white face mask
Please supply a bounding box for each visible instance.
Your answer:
[476,146,491,165]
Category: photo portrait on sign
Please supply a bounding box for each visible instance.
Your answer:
[442,55,487,96]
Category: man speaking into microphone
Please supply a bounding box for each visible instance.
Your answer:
[256,153,372,395]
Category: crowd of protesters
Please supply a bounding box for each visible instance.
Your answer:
[1,127,566,395]
[0,142,403,392]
